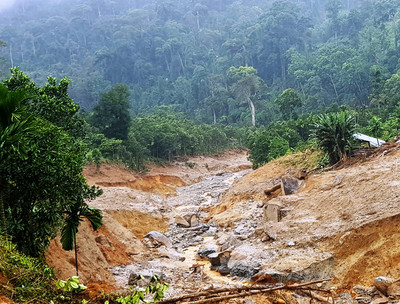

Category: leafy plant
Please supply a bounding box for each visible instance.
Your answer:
[312,111,356,165]
[0,236,56,302]
[246,129,289,169]
[186,162,196,169]
[116,275,169,304]
[56,276,87,293]
[61,201,103,276]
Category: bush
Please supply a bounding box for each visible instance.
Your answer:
[0,236,56,302]
[312,111,356,165]
[246,129,289,169]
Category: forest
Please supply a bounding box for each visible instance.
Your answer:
[1,0,399,167]
[0,0,398,124]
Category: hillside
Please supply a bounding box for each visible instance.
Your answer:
[42,144,400,302]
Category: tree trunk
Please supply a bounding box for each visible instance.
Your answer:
[329,74,339,101]
[74,236,79,276]
[0,181,7,236]
[213,108,216,125]
[9,44,13,68]
[178,52,185,74]
[248,97,256,127]
[196,11,200,30]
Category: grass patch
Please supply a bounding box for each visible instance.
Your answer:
[0,236,57,303]
[275,149,323,171]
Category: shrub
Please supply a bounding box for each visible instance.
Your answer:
[312,111,356,165]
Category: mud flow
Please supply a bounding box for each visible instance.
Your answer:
[46,146,400,303]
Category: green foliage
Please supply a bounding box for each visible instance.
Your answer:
[274,89,302,120]
[56,276,87,293]
[312,111,356,165]
[0,236,56,302]
[1,70,102,258]
[186,162,196,169]
[91,84,131,140]
[246,129,289,169]
[367,116,384,140]
[116,275,169,304]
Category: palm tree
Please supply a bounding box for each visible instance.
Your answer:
[312,111,356,164]
[0,83,35,235]
[61,202,102,276]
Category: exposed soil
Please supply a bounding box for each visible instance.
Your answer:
[46,144,400,302]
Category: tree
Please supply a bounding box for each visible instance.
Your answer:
[312,111,356,165]
[91,83,131,140]
[274,88,302,120]
[2,70,103,257]
[246,129,289,169]
[0,83,35,235]
[61,201,102,276]
[228,66,262,127]
[367,116,384,146]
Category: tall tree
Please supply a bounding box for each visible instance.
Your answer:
[91,83,131,140]
[228,66,262,127]
[0,83,35,235]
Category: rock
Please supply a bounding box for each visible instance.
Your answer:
[217,265,231,275]
[288,241,295,247]
[144,231,172,248]
[198,243,218,258]
[190,214,200,227]
[227,245,261,278]
[264,203,282,222]
[374,276,394,295]
[230,264,260,278]
[203,226,217,237]
[175,215,191,228]
[257,201,264,208]
[158,247,186,261]
[208,252,221,267]
[234,224,249,235]
[281,175,301,195]
[259,256,334,282]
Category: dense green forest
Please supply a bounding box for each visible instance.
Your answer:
[1,0,399,126]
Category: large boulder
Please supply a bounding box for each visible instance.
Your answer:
[175,216,190,228]
[281,175,301,195]
[198,243,218,258]
[374,276,395,295]
[144,231,172,248]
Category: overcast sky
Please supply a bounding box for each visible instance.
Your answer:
[0,0,16,12]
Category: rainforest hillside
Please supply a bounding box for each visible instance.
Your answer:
[1,0,399,126]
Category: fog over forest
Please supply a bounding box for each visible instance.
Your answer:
[0,0,398,126]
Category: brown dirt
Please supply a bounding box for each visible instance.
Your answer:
[84,149,251,189]
[106,210,169,239]
[47,144,400,295]
[0,296,13,304]
[208,150,320,224]
[46,149,250,288]
[323,213,400,288]
[209,143,400,289]
[46,213,146,286]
